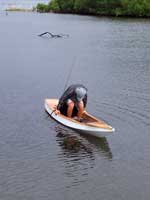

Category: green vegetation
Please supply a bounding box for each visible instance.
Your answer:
[36,0,150,17]
[36,3,51,12]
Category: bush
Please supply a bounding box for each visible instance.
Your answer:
[48,0,60,12]
[36,3,49,12]
[74,0,96,14]
[122,0,150,17]
[36,0,150,17]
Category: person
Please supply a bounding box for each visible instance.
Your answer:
[54,84,87,121]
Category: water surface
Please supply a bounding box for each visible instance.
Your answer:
[0,12,150,200]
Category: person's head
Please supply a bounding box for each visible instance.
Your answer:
[75,87,87,102]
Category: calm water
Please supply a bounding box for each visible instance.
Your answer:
[0,12,150,200]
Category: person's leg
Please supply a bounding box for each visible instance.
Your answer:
[67,100,75,118]
[77,101,84,119]
[59,103,68,116]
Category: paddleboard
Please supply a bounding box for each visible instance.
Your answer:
[45,99,115,138]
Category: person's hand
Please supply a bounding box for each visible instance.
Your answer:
[53,105,57,110]
[54,109,60,115]
[52,105,60,115]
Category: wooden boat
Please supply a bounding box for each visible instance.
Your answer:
[45,99,115,138]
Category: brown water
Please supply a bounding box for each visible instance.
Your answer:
[0,12,150,200]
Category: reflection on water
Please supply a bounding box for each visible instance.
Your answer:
[55,126,112,187]
[81,134,113,159]
[56,127,93,155]
[55,126,112,160]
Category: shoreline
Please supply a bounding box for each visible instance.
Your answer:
[47,10,150,19]
[4,8,150,19]
[5,7,35,12]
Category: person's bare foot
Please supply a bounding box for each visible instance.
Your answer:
[73,116,83,122]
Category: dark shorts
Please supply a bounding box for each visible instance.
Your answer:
[59,103,78,117]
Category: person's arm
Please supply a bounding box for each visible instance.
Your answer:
[83,93,87,108]
[77,100,84,119]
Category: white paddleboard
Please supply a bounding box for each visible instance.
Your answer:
[45,99,115,138]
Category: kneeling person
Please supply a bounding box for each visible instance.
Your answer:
[56,84,87,121]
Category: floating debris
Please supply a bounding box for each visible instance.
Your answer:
[38,32,69,38]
